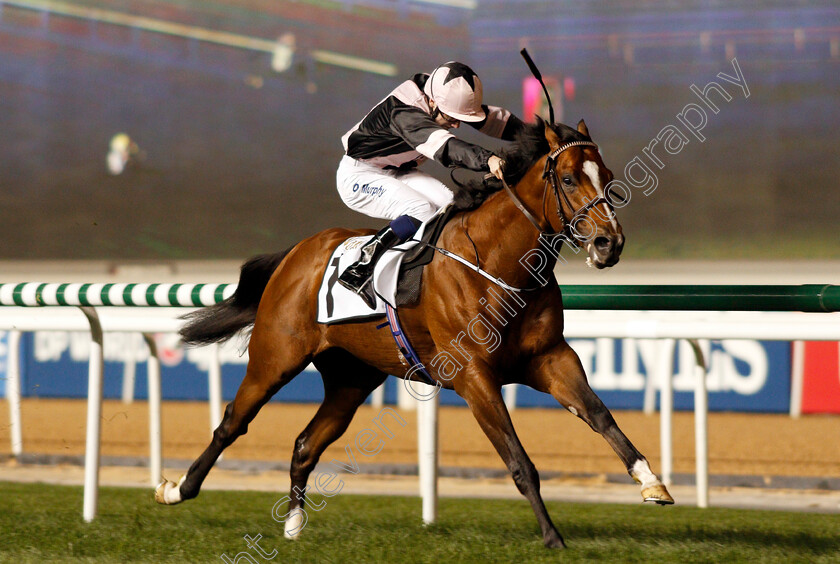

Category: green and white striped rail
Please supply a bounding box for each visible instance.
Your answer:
[2,282,839,311]
[0,282,235,307]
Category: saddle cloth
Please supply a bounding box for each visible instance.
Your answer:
[316,207,455,324]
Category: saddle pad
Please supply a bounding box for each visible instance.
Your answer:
[316,222,432,324]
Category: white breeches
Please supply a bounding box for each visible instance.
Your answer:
[336,155,454,222]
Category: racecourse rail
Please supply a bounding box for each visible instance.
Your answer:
[2,282,839,310]
[1,282,839,522]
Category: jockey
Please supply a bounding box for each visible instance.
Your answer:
[337,61,525,307]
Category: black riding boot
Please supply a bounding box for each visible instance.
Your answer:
[338,225,401,308]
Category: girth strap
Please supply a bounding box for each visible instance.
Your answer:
[383,304,436,386]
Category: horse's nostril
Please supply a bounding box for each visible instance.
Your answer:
[594,236,611,251]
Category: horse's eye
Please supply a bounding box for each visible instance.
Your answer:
[562,175,573,186]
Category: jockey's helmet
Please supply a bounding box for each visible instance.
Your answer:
[423,62,485,122]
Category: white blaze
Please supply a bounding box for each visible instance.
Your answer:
[582,160,618,230]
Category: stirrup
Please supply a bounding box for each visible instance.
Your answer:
[338,274,377,308]
[338,264,371,290]
[336,225,400,308]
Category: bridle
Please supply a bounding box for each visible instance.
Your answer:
[439,136,616,293]
[500,139,613,238]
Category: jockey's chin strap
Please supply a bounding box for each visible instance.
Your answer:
[500,140,611,238]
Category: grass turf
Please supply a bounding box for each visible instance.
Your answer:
[1,481,838,563]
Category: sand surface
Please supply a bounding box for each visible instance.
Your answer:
[3,398,839,479]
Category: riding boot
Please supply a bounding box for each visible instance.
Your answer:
[338,225,402,308]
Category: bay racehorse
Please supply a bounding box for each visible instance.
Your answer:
[155,119,673,549]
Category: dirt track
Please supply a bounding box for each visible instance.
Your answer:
[2,398,840,480]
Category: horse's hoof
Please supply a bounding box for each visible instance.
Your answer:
[543,534,566,549]
[642,484,674,505]
[155,475,185,505]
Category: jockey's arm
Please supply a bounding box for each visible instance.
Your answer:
[391,106,496,172]
[468,105,527,141]
[438,138,495,171]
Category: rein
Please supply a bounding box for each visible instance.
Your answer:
[392,239,535,293]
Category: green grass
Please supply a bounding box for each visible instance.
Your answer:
[1,481,839,563]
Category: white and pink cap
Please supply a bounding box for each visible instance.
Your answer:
[423,62,485,122]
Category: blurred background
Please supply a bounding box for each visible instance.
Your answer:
[2,5,840,530]
[1,0,838,260]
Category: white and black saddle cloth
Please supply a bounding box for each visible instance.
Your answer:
[316,210,453,325]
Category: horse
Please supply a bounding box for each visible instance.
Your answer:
[154,118,673,549]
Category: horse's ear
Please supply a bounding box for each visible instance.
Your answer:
[544,121,562,153]
[577,119,590,137]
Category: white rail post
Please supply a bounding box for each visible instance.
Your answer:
[208,343,223,433]
[416,384,438,524]
[121,333,137,404]
[503,384,519,412]
[658,339,676,487]
[642,338,657,415]
[6,330,23,456]
[369,382,385,408]
[687,338,709,508]
[208,343,223,463]
[143,333,162,486]
[79,306,104,522]
[397,380,416,410]
[789,340,805,418]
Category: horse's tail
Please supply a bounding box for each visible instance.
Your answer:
[179,248,292,346]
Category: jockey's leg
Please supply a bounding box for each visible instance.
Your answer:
[336,156,442,222]
[335,156,443,306]
[337,216,420,307]
[397,170,455,210]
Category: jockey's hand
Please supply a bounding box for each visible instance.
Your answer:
[488,155,506,181]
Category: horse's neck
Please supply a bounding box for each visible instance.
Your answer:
[463,181,557,288]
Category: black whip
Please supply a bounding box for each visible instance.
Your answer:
[520,48,554,124]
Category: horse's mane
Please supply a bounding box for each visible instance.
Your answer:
[453,118,592,210]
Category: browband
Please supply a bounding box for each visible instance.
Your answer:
[548,140,599,159]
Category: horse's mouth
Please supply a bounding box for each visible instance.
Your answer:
[586,254,620,269]
[586,234,624,269]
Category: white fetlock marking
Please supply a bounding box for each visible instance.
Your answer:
[155,474,186,505]
[169,474,187,503]
[284,508,306,540]
[631,459,661,489]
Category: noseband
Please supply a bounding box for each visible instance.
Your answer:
[501,140,612,238]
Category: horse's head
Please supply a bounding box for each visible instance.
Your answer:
[500,119,624,269]
[543,119,624,268]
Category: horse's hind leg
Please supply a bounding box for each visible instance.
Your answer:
[526,341,674,504]
[155,326,315,505]
[281,351,387,539]
[459,366,565,549]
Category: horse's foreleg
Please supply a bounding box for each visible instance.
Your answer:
[282,369,385,540]
[527,342,674,504]
[461,371,565,549]
[155,335,312,505]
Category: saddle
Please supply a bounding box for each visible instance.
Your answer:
[317,172,495,325]
[394,204,459,307]
[316,205,458,324]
